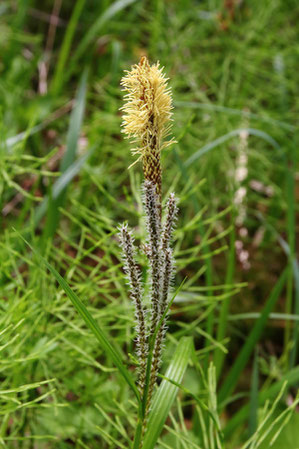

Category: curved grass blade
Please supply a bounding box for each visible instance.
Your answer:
[5,103,72,149]
[184,128,280,167]
[142,337,193,449]
[44,69,88,239]
[34,147,94,226]
[17,234,140,402]
[218,269,287,404]
[175,101,295,131]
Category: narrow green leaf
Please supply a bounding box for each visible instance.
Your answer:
[60,70,88,173]
[219,269,287,404]
[34,148,94,226]
[0,379,55,395]
[18,234,140,402]
[256,216,299,369]
[223,365,299,438]
[278,230,299,368]
[214,207,236,379]
[175,101,295,131]
[174,147,213,373]
[142,337,193,449]
[248,348,259,436]
[44,69,88,239]
[289,257,299,368]
[6,121,48,148]
[184,128,280,167]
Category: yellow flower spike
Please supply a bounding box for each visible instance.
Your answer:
[120,56,174,202]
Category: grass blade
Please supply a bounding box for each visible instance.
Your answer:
[248,348,259,437]
[142,337,193,449]
[175,101,295,131]
[34,148,94,227]
[218,269,287,404]
[60,69,88,173]
[289,257,299,368]
[256,216,299,369]
[44,69,88,239]
[184,128,280,167]
[214,208,236,379]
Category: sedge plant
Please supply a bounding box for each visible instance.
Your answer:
[119,56,178,445]
[17,56,191,449]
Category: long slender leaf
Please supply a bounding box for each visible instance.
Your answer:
[142,337,193,449]
[248,348,259,437]
[18,234,140,402]
[6,121,48,148]
[215,206,236,379]
[277,219,299,368]
[5,103,73,149]
[34,148,94,226]
[218,269,287,404]
[184,128,280,167]
[44,69,88,239]
[175,101,295,131]
[61,70,88,173]
[256,215,299,369]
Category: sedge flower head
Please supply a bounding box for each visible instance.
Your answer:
[120,56,174,165]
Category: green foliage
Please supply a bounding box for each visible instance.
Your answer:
[1,0,298,447]
[142,337,193,449]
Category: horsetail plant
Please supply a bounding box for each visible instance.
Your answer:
[119,56,177,444]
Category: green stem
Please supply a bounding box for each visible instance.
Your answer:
[132,405,144,449]
[284,266,293,362]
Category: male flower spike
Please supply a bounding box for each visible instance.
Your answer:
[120,56,174,202]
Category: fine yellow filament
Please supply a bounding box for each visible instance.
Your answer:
[120,56,174,200]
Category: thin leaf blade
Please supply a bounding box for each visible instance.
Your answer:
[18,234,140,402]
[142,337,193,449]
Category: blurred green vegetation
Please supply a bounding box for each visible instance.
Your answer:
[0,0,298,447]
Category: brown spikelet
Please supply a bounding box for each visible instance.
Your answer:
[120,56,175,202]
[118,224,148,393]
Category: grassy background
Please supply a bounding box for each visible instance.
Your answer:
[1,0,298,447]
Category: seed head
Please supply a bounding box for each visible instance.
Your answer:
[120,56,174,199]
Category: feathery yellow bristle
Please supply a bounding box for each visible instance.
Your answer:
[120,56,174,199]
